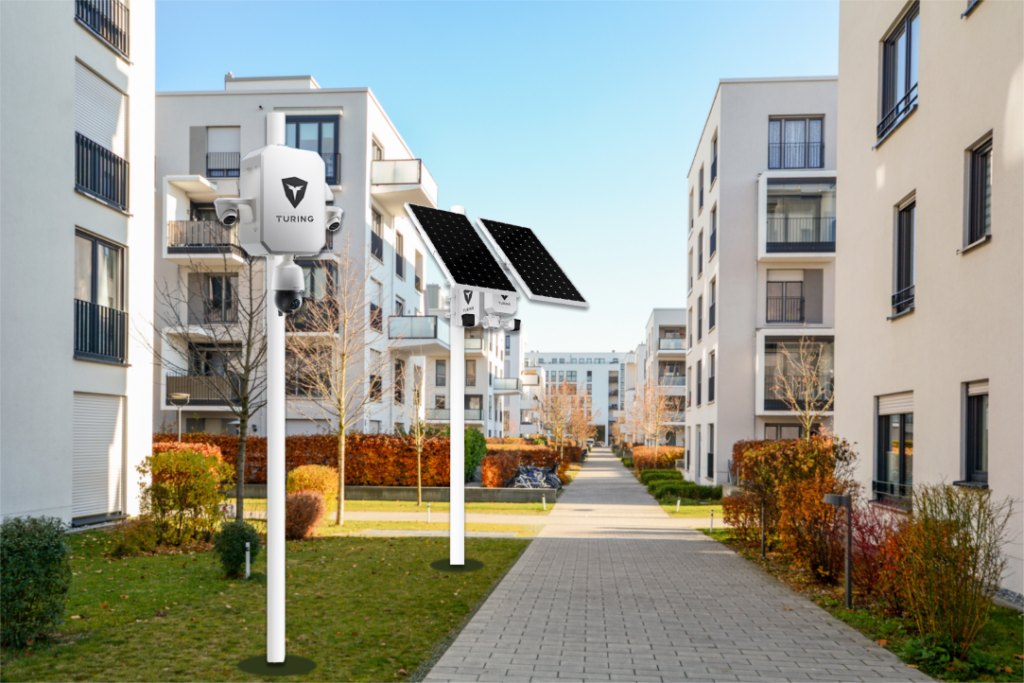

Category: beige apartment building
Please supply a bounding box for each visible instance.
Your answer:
[835,0,1023,593]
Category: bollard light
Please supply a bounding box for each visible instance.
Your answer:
[676,497,681,512]
[542,493,546,511]
[245,541,251,580]
[823,493,853,609]
[710,509,714,532]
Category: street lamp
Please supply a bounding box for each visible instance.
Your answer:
[168,393,190,442]
[824,493,853,608]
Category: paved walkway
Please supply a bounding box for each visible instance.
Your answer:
[425,449,929,683]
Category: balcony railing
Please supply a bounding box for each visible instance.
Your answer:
[427,408,483,421]
[872,480,912,509]
[766,296,804,323]
[465,338,484,351]
[166,373,240,406]
[766,217,836,252]
[371,159,438,206]
[321,152,341,185]
[189,301,238,325]
[388,315,450,345]
[658,376,686,387]
[877,84,918,140]
[493,378,522,392]
[75,0,129,57]
[74,299,126,363]
[521,375,540,386]
[767,142,825,170]
[206,152,240,178]
[75,133,129,211]
[168,220,243,256]
[710,228,717,257]
[892,285,915,315]
[658,338,685,351]
[709,303,716,330]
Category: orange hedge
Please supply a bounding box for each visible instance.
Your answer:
[152,433,450,486]
[152,441,223,461]
[480,446,571,488]
[632,446,685,471]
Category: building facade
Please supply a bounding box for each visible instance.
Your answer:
[1,0,155,525]
[524,351,627,444]
[153,74,437,437]
[685,77,839,485]
[835,0,1023,592]
[643,309,687,447]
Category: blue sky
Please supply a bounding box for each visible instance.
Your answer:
[156,1,839,354]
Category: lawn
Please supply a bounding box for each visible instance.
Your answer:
[243,499,554,516]
[318,520,543,538]
[0,530,528,682]
[658,502,724,519]
[698,528,1024,682]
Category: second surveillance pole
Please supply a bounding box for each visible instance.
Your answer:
[449,289,465,565]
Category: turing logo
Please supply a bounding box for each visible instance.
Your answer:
[501,295,508,301]
[281,177,308,209]
[464,291,473,304]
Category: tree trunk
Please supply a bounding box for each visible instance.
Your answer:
[417,440,423,506]
[235,421,247,522]
[336,430,345,525]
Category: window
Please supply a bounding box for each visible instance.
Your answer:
[767,282,804,323]
[587,370,592,380]
[74,230,127,363]
[878,3,920,139]
[505,335,511,351]
[876,413,913,507]
[688,310,693,350]
[206,127,241,178]
[286,116,340,184]
[766,179,836,251]
[688,250,694,292]
[395,232,405,278]
[466,360,476,387]
[372,139,384,161]
[434,395,447,410]
[698,230,704,277]
[968,137,993,245]
[710,136,718,185]
[369,350,382,402]
[765,424,802,440]
[659,361,684,386]
[394,295,404,317]
[394,359,405,404]
[709,207,717,258]
[369,279,383,331]
[192,273,238,324]
[709,281,717,330]
[768,118,824,169]
[696,426,702,478]
[699,166,704,211]
[893,201,916,316]
[965,386,988,484]
[436,360,446,386]
[414,251,424,291]
[708,352,715,403]
[764,337,834,411]
[370,420,382,434]
[371,210,384,262]
[707,424,714,479]
[689,191,694,232]
[74,63,129,210]
[697,295,703,341]
[696,360,702,406]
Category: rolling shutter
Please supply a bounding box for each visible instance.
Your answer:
[968,380,989,396]
[878,391,913,416]
[73,393,124,521]
[75,62,127,157]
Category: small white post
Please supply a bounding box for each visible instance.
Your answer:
[542,493,546,511]
[676,497,681,512]
[710,509,714,532]
[245,541,251,580]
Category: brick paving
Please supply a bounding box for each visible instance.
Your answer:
[425,448,930,683]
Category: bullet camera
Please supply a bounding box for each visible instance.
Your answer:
[273,256,305,316]
[502,318,521,332]
[214,197,255,226]
[326,206,344,232]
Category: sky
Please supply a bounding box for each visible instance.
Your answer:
[156,1,839,354]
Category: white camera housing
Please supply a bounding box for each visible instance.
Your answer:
[484,291,517,316]
[326,206,344,232]
[272,256,306,316]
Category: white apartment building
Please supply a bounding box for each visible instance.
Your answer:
[1,0,155,525]
[153,74,437,436]
[835,0,1023,592]
[642,309,687,447]
[524,351,627,444]
[422,285,521,437]
[685,77,838,485]
[620,344,647,445]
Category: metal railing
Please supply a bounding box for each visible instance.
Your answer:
[659,338,685,350]
[493,378,522,392]
[167,373,240,406]
[74,299,126,363]
[766,296,804,323]
[665,412,685,423]
[206,152,240,178]
[388,315,450,345]
[427,408,483,421]
[168,220,243,255]
[75,133,129,211]
[190,301,238,325]
[872,480,912,509]
[877,85,918,139]
[465,337,484,351]
[371,159,438,206]
[75,0,129,56]
[321,152,341,185]
[768,142,825,170]
[766,216,836,252]
[892,285,915,315]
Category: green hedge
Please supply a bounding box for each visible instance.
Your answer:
[650,480,722,501]
[640,470,683,485]
[465,429,487,482]
[0,517,72,648]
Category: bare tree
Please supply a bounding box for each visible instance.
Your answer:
[535,380,580,462]
[770,335,835,439]
[625,382,674,457]
[395,381,442,505]
[151,254,268,522]
[286,235,391,525]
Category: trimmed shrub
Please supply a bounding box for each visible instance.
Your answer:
[640,470,683,485]
[108,516,160,559]
[285,491,325,540]
[0,517,72,648]
[632,446,685,471]
[287,464,339,500]
[532,436,548,446]
[139,448,234,545]
[650,481,721,501]
[152,440,223,460]
[465,429,487,482]
[481,452,518,488]
[214,521,263,578]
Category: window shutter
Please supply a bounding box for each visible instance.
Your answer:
[967,380,989,397]
[73,393,124,520]
[878,391,913,415]
[75,63,127,157]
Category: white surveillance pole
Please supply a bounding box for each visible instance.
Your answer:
[449,293,465,565]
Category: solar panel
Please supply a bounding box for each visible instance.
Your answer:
[406,204,516,294]
[477,218,587,307]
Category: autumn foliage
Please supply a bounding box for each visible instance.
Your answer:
[285,491,325,540]
[631,446,685,471]
[286,465,339,500]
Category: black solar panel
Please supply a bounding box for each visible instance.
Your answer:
[407,205,516,293]
[478,218,586,305]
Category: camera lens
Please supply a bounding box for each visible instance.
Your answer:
[290,299,301,310]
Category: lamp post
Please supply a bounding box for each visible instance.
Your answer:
[169,393,190,442]
[824,493,853,609]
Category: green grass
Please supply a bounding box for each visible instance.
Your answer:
[244,499,553,516]
[659,502,724,519]
[318,520,542,538]
[696,528,1024,682]
[0,530,528,682]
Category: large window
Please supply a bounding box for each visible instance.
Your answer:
[466,360,476,387]
[965,387,988,484]
[876,413,913,507]
[286,116,340,184]
[371,210,384,262]
[369,349,383,402]
[766,179,836,252]
[436,359,446,387]
[395,231,405,279]
[893,201,916,316]
[394,359,405,404]
[764,337,834,411]
[765,424,802,440]
[767,281,804,323]
[768,118,824,170]
[878,3,920,139]
[74,231,126,363]
[968,137,993,245]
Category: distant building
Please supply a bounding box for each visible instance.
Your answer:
[523,351,626,444]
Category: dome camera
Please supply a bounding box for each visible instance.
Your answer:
[326,206,344,232]
[272,256,305,316]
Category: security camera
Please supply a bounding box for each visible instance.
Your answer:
[461,314,475,327]
[214,197,254,226]
[272,256,305,316]
[502,317,521,332]
[326,206,344,232]
[482,314,501,329]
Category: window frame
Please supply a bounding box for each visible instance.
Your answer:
[371,209,384,263]
[768,117,825,169]
[436,359,446,387]
[891,198,916,318]
[395,231,405,279]
[75,229,124,310]
[878,3,920,141]
[965,392,988,484]
[285,115,341,184]
[967,136,993,247]
[875,412,914,507]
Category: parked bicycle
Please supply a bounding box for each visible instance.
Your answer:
[505,463,562,490]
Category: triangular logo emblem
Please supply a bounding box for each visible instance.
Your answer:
[501,295,508,301]
[281,177,308,209]
[463,291,472,304]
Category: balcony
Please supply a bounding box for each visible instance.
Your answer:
[493,378,522,394]
[521,374,541,386]
[371,159,438,214]
[665,412,686,424]
[206,152,240,178]
[768,142,824,170]
[75,133,129,212]
[764,374,833,412]
[658,376,686,387]
[167,220,245,266]
[74,299,126,364]
[166,373,240,407]
[427,408,483,422]
[75,0,129,57]
[465,337,484,353]
[767,296,804,324]
[766,217,836,253]
[388,315,451,356]
[189,300,238,325]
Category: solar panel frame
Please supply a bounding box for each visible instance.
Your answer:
[405,204,517,297]
[476,218,588,308]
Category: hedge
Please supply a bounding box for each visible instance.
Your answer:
[632,446,685,471]
[485,443,583,463]
[639,470,683,485]
[0,517,72,648]
[481,446,572,488]
[650,480,722,501]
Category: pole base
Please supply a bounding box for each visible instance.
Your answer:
[238,656,317,676]
[431,558,483,573]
